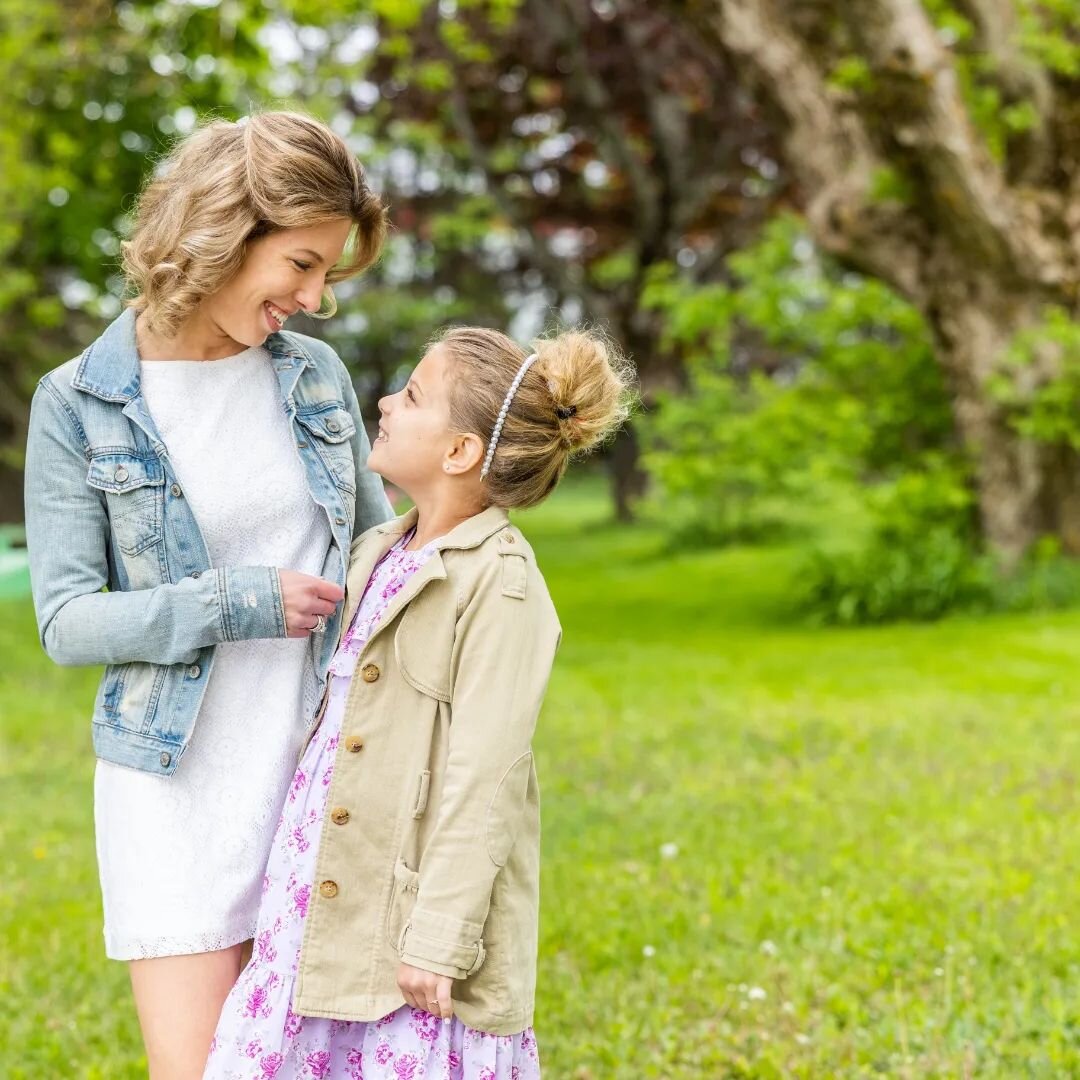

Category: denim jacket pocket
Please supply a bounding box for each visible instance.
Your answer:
[296,404,357,495]
[86,452,165,559]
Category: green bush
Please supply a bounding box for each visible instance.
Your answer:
[640,214,953,547]
[798,461,991,624]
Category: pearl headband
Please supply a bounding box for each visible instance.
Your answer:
[480,353,539,480]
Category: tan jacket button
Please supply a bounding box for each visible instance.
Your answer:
[319,880,339,898]
[503,531,515,543]
[361,664,380,683]
[330,807,350,825]
[345,736,364,753]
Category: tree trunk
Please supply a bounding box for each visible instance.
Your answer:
[0,464,25,525]
[706,0,1080,561]
[608,422,648,523]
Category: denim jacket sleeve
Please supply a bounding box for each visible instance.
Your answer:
[24,379,287,668]
[341,366,394,538]
[399,556,562,979]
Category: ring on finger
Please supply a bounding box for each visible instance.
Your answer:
[312,614,327,633]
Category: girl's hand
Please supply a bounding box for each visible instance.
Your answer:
[397,962,454,1020]
[277,570,345,638]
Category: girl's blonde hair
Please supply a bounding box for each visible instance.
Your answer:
[436,326,634,510]
[122,110,387,337]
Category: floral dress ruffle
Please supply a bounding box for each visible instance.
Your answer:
[204,531,541,1079]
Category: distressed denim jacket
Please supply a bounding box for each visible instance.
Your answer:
[23,308,393,776]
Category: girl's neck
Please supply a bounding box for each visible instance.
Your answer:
[405,494,487,551]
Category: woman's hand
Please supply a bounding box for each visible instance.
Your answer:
[277,570,345,638]
[397,962,454,1020]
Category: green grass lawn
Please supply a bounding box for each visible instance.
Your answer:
[5,481,1080,1077]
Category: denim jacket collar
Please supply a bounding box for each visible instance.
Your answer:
[72,307,311,403]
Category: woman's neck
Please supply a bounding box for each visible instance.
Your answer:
[136,311,247,362]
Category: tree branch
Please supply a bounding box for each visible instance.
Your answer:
[840,0,1041,276]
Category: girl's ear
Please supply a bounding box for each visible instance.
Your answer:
[445,432,485,475]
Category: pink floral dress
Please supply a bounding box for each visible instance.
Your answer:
[204,531,542,1080]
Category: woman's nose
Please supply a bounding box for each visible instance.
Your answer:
[295,280,324,314]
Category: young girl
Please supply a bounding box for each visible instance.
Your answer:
[203,326,631,1079]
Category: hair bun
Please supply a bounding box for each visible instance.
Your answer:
[535,330,633,454]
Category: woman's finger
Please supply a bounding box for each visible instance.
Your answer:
[312,578,345,603]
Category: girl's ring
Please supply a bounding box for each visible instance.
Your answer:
[312,615,327,633]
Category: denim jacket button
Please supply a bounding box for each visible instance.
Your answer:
[114,466,128,483]
[190,570,201,579]
[326,418,341,433]
[335,515,347,526]
[188,664,201,679]
[159,751,171,768]
[170,483,183,498]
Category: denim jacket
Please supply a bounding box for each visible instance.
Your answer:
[23,308,393,776]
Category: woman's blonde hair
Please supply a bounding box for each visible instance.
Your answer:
[121,110,387,337]
[436,326,634,510]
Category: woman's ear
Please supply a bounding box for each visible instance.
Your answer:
[444,432,485,475]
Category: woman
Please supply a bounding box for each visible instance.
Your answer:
[23,111,392,1079]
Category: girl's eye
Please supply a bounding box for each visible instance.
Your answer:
[292,259,312,272]
[406,387,416,403]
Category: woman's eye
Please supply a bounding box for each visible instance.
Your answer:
[292,259,312,272]
[406,387,416,403]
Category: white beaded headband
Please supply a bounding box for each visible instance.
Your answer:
[480,353,539,480]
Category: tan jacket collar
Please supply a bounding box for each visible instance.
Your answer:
[340,506,512,647]
[368,504,511,552]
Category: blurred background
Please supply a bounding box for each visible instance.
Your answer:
[4,1,1080,1076]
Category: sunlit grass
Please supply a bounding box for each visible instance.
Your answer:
[5,478,1080,1075]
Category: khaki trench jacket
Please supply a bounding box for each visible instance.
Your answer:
[293,505,562,1034]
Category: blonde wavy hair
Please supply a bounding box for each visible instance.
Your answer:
[121,110,388,337]
[437,326,634,510]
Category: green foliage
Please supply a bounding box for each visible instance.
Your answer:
[828,55,873,92]
[1017,0,1080,76]
[989,305,1080,449]
[0,0,274,489]
[800,458,991,624]
[869,165,914,205]
[993,535,1080,611]
[640,215,953,547]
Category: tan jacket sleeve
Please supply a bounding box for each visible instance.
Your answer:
[399,554,560,979]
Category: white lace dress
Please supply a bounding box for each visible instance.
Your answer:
[94,346,332,960]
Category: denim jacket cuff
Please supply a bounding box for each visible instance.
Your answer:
[216,566,287,641]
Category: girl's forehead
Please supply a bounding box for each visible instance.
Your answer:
[414,344,451,383]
